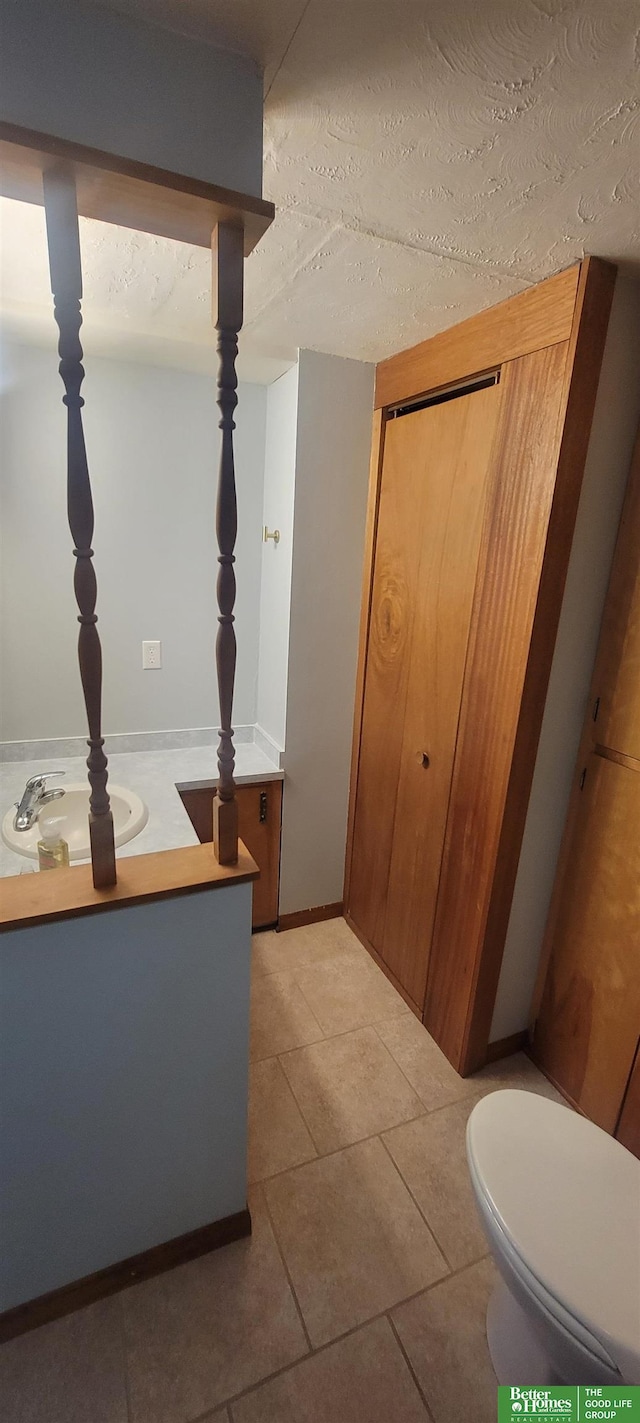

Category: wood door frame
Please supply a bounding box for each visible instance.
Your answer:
[344,258,616,1076]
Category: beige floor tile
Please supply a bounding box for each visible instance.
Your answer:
[0,1298,128,1423]
[264,1136,448,1348]
[376,1017,562,1111]
[375,1014,475,1111]
[383,1097,488,1269]
[248,1058,317,1182]
[280,1026,425,1153]
[250,970,324,1061]
[122,1188,308,1423]
[252,919,360,978]
[392,1258,498,1423]
[473,1051,566,1102]
[293,952,409,1036]
[231,1316,429,1422]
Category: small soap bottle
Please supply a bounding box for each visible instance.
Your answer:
[37,813,70,871]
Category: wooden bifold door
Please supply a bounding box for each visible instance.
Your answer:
[345,259,617,1074]
[348,379,502,1008]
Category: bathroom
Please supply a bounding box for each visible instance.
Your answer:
[1,0,639,1414]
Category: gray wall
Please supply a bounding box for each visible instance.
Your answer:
[490,275,640,1040]
[279,350,374,915]
[256,365,299,751]
[0,341,266,740]
[0,0,263,197]
[0,882,252,1310]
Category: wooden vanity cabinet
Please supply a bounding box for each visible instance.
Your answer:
[178,780,282,928]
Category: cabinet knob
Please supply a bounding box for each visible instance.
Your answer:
[419,752,430,769]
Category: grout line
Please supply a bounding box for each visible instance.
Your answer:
[286,984,326,1041]
[247,1056,319,1183]
[273,1058,328,1156]
[249,1058,485,1187]
[249,998,409,1064]
[251,943,350,981]
[367,1016,462,1110]
[248,1108,430,1186]
[260,1184,314,1355]
[377,1131,455,1275]
[387,1313,437,1423]
[190,1257,492,1423]
[275,1013,425,1137]
[370,1021,529,1120]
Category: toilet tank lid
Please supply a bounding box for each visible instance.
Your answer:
[467,1090,640,1371]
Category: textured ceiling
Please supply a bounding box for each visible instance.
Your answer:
[1,0,639,377]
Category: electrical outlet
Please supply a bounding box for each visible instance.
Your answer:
[142,640,162,670]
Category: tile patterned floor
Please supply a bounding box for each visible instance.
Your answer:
[0,917,563,1423]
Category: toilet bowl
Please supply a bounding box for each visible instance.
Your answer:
[466,1090,640,1386]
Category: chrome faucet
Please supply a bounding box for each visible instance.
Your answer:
[13,772,66,832]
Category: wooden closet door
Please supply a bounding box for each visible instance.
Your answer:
[348,381,502,1006]
[533,751,640,1132]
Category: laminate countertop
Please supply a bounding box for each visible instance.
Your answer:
[0,744,283,879]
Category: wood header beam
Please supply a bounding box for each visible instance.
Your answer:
[374,264,581,409]
[0,122,274,255]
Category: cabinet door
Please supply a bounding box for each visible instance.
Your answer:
[533,752,640,1132]
[592,433,640,760]
[237,783,282,928]
[347,380,502,1007]
[178,781,282,928]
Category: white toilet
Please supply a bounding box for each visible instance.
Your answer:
[466,1089,640,1385]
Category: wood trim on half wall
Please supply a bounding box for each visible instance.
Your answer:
[0,122,274,255]
[0,1208,251,1344]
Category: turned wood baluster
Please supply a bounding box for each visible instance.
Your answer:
[43,167,116,889]
[212,223,244,864]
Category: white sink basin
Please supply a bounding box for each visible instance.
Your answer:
[2,784,149,861]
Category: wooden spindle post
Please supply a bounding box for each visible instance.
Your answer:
[43,167,116,889]
[211,222,244,864]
